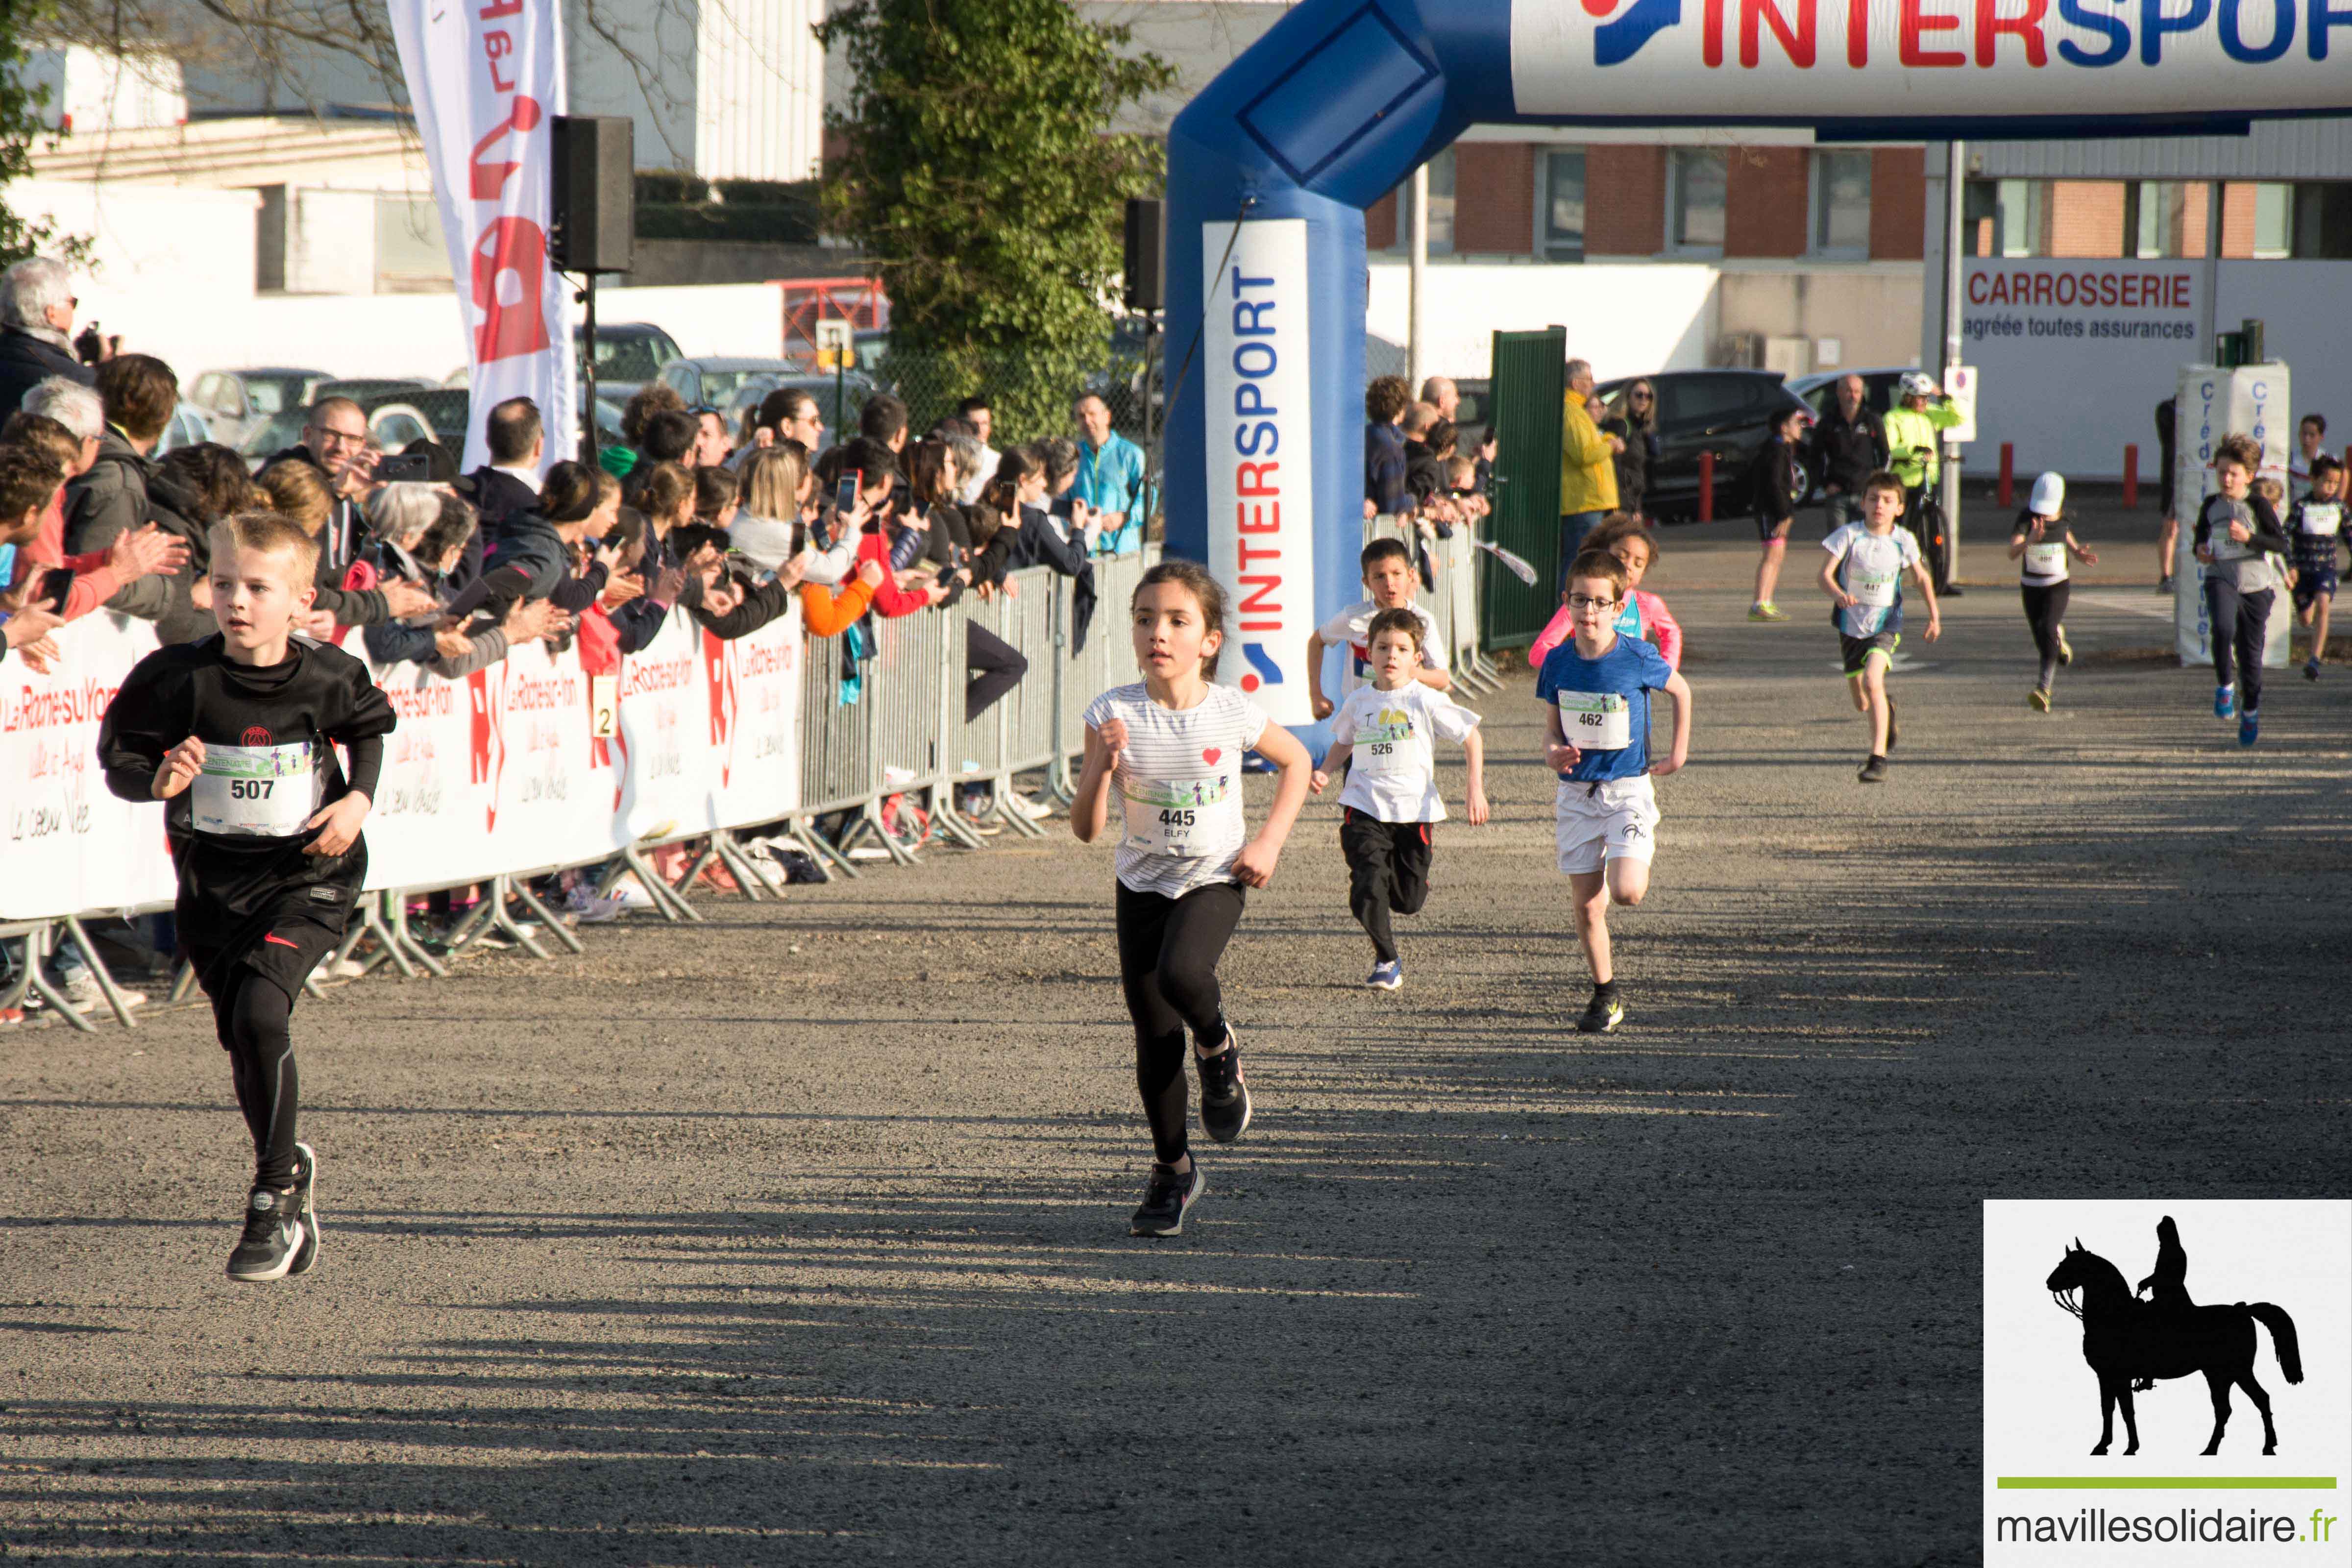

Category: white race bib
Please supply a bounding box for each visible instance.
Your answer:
[2025,541,2068,577]
[1353,720,1415,774]
[1123,775,1235,858]
[2304,504,2342,538]
[1851,568,1898,607]
[1557,690,1632,751]
[191,741,321,837]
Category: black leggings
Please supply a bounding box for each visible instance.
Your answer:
[1341,809,1432,963]
[1114,880,1244,1164]
[2206,578,2275,713]
[2022,580,2070,691]
[965,622,1029,723]
[204,968,301,1188]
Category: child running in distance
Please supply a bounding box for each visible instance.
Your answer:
[97,511,397,1281]
[2289,456,2345,680]
[2008,472,2096,711]
[1528,513,1683,674]
[1306,537,1448,720]
[1310,608,1489,990]
[2289,414,2326,502]
[1820,470,1940,783]
[1073,561,1312,1238]
[1746,404,1808,621]
[1538,549,1692,1035]
[2195,433,2290,745]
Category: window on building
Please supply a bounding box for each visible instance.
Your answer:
[1812,151,1871,257]
[1963,179,2050,257]
[2251,183,2293,258]
[2124,181,2198,258]
[1379,147,1456,257]
[374,195,451,293]
[1669,147,1727,253]
[2293,183,2352,259]
[1542,149,1586,263]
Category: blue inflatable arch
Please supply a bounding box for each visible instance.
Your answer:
[1163,0,2352,725]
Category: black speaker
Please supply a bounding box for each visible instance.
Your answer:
[1124,197,1162,313]
[551,116,635,274]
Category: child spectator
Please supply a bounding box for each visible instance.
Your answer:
[1746,404,1806,621]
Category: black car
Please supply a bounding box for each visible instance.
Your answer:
[1594,369,1813,522]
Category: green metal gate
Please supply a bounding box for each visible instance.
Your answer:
[1482,326,1565,650]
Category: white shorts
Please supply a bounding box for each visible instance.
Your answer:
[1554,775,1660,876]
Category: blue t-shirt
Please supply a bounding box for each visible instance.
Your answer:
[1536,632,1673,783]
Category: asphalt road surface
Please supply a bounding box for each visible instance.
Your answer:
[3,501,2345,1566]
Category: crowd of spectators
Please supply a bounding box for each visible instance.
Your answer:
[0,254,1157,1020]
[1362,374,1494,589]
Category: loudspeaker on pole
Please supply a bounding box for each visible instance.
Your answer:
[1124,197,1163,313]
[551,116,636,275]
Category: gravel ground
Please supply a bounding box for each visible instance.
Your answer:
[3,496,2345,1566]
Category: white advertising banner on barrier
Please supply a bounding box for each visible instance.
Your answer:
[390,0,577,475]
[1202,218,1318,724]
[2,603,805,921]
[2173,364,2293,668]
[0,614,174,920]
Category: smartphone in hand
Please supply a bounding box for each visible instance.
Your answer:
[833,469,861,516]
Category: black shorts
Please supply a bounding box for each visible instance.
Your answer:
[181,879,363,1013]
[2294,564,2337,609]
[1840,630,1900,676]
[1756,513,1794,543]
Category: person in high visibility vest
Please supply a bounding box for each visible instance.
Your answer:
[1884,372,1964,594]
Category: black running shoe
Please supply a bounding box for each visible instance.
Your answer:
[1129,1161,1203,1237]
[1196,1026,1251,1143]
[226,1185,307,1282]
[286,1142,319,1277]
[1858,754,1888,784]
[1575,994,1623,1034]
[1884,696,1898,751]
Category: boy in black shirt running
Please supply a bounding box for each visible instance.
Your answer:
[98,511,396,1281]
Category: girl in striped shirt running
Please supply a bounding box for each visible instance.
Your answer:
[1072,560,1312,1237]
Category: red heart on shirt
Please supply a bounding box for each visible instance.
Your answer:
[1201,747,1221,764]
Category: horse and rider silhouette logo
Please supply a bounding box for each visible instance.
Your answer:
[2046,1216,2304,1457]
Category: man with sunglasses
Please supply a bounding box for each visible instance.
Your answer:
[1807,373,1887,538]
[0,257,98,413]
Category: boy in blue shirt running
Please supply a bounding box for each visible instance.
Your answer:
[1536,549,1693,1035]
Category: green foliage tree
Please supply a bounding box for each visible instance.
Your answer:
[0,6,92,268]
[816,0,1174,441]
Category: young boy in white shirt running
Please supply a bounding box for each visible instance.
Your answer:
[1819,471,1940,783]
[1306,537,1449,718]
[1310,609,1489,990]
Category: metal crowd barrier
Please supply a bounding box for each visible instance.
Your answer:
[7,546,1180,1033]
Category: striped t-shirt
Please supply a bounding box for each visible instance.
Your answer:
[1083,681,1270,897]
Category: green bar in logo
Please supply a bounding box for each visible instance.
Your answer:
[1997,1477,2339,1490]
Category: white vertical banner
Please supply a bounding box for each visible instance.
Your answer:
[2173,364,2292,668]
[1201,219,1317,724]
[391,0,578,476]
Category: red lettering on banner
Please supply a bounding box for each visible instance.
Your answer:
[471,218,553,363]
[467,95,542,198]
[1236,502,1280,534]
[1900,0,1967,63]
[1238,576,1283,620]
[1704,0,1728,64]
[1848,0,1872,62]
[1236,463,1279,497]
[478,0,522,17]
[485,32,516,92]
[1742,0,1817,65]
[1975,0,2049,64]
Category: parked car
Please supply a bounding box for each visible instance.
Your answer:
[721,371,879,447]
[582,322,683,407]
[151,400,214,457]
[185,367,334,448]
[238,384,469,466]
[1593,369,1813,522]
[656,357,806,412]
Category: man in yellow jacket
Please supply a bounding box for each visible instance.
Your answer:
[1559,357,1621,588]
